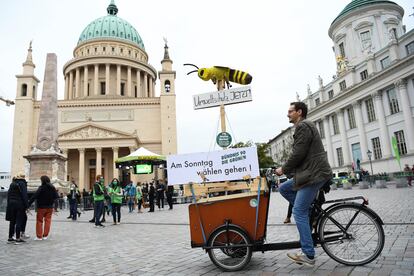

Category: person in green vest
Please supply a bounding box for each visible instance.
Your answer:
[341,177,349,188]
[136,182,143,213]
[109,178,123,225]
[93,175,106,228]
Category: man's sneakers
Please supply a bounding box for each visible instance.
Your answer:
[21,233,30,239]
[34,237,43,241]
[287,251,315,267]
[7,238,16,244]
[14,239,26,245]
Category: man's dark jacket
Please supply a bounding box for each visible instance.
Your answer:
[28,182,59,209]
[148,185,155,200]
[282,119,332,190]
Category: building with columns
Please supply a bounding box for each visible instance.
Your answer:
[268,0,414,174]
[11,1,177,191]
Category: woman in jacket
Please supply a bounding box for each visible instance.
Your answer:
[5,174,29,244]
[108,178,123,224]
[28,175,59,240]
[136,182,143,213]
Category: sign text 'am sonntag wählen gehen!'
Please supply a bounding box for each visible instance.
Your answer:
[166,146,259,185]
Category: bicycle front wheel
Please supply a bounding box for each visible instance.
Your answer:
[318,203,384,266]
[207,225,252,272]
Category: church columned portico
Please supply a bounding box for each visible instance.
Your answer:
[57,122,142,191]
[63,146,131,191]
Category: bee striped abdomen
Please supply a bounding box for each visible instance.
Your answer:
[229,69,252,85]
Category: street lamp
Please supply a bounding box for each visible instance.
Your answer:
[0,96,15,106]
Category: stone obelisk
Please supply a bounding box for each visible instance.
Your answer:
[24,53,68,191]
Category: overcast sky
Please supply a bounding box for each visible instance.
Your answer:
[0,0,413,172]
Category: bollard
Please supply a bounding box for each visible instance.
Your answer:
[375,179,387,188]
[395,178,408,188]
[343,182,352,190]
[359,181,369,189]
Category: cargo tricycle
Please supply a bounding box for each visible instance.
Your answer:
[188,177,384,271]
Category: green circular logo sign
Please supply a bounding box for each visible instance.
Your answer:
[216,132,232,148]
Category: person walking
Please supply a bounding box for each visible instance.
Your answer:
[103,183,111,221]
[276,102,332,267]
[5,174,29,244]
[88,195,95,223]
[108,178,123,225]
[126,181,136,213]
[58,193,64,210]
[93,175,106,228]
[284,203,293,224]
[412,165,414,187]
[18,176,30,240]
[142,183,149,205]
[20,209,30,240]
[156,180,165,210]
[404,164,412,187]
[82,188,89,210]
[148,182,155,212]
[28,175,59,241]
[166,184,174,210]
[136,182,143,213]
[67,180,80,221]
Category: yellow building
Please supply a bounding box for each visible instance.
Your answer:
[11,1,177,191]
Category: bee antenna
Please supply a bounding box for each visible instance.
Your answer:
[183,63,199,69]
[187,70,198,75]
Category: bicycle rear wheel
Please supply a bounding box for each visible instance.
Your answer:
[318,203,384,265]
[207,225,252,271]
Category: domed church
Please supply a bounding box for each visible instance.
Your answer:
[11,1,177,191]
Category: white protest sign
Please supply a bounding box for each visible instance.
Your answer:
[167,146,259,185]
[193,86,252,110]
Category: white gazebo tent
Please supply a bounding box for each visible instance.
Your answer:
[116,147,166,164]
[115,147,166,180]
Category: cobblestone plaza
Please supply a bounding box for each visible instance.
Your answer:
[1,186,413,276]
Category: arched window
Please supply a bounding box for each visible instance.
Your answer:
[33,85,36,98]
[21,84,27,97]
[164,80,171,93]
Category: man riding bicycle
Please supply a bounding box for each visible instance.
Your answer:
[276,102,332,267]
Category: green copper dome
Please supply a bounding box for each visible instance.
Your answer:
[332,0,399,25]
[78,1,145,49]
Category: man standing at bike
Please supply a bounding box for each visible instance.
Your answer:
[276,102,332,267]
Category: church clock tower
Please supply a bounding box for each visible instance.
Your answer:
[11,42,40,176]
[158,41,177,155]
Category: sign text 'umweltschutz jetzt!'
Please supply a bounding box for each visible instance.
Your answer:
[193,86,252,110]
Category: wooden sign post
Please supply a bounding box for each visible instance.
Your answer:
[217,80,227,134]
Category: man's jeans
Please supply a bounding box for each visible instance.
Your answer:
[279,178,326,257]
[94,200,104,226]
[128,197,135,212]
[69,199,77,220]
